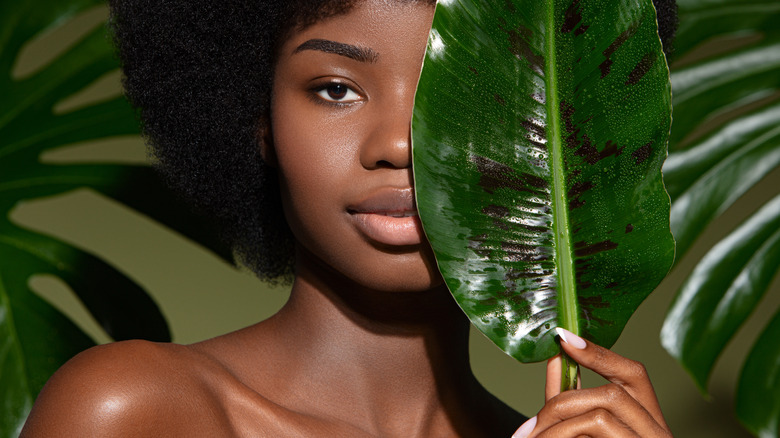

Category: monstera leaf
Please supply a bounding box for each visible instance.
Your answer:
[1,1,229,435]
[413,0,674,389]
[660,0,780,435]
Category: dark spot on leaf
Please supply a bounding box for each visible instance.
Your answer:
[579,295,611,309]
[625,223,634,233]
[626,53,656,85]
[561,0,583,34]
[575,134,599,164]
[579,281,593,289]
[502,241,550,262]
[506,269,553,279]
[575,24,589,36]
[575,137,626,165]
[520,223,548,234]
[492,219,510,230]
[494,93,506,106]
[471,155,531,194]
[559,101,581,150]
[499,22,545,75]
[599,21,640,78]
[528,139,548,151]
[605,282,619,289]
[632,142,652,164]
[574,240,618,257]
[482,204,508,220]
[499,118,506,125]
[468,233,493,257]
[470,155,549,193]
[567,180,593,209]
[522,172,548,190]
[601,141,625,159]
[504,0,516,13]
[574,240,587,249]
[468,65,478,75]
[520,118,546,140]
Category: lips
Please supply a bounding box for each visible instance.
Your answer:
[348,188,424,246]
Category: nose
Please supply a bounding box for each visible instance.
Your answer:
[359,97,413,170]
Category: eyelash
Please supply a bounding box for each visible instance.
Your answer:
[309,81,363,106]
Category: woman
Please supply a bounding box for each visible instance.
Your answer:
[21,0,677,436]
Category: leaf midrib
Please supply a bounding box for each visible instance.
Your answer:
[545,4,579,335]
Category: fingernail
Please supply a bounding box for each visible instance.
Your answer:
[555,327,586,349]
[512,416,537,438]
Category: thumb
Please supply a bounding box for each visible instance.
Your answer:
[545,355,561,402]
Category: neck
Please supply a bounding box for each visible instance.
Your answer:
[262,250,486,437]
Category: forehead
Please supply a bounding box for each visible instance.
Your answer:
[279,0,435,59]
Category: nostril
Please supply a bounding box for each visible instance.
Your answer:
[375,160,397,169]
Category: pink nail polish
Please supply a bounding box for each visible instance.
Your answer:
[512,416,537,438]
[555,327,587,349]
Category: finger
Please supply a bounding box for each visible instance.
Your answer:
[533,384,669,437]
[555,328,667,428]
[545,355,561,402]
[545,354,581,402]
[533,408,639,438]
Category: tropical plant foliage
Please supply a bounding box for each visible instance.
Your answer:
[0,1,228,435]
[660,0,780,436]
[413,0,674,391]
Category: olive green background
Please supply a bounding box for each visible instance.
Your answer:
[11,6,780,437]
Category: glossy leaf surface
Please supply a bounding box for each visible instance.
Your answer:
[736,306,780,438]
[662,194,780,391]
[660,0,780,434]
[0,1,228,434]
[413,0,674,363]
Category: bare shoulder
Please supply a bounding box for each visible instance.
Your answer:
[20,340,234,437]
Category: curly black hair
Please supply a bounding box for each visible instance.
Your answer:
[109,0,677,284]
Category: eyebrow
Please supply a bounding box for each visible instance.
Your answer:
[293,39,379,63]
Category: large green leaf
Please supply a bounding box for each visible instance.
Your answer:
[661,194,780,391]
[413,0,674,377]
[660,0,780,435]
[736,305,780,438]
[1,2,229,434]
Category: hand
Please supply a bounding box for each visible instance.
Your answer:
[512,328,672,437]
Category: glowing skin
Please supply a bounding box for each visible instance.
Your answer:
[270,1,440,292]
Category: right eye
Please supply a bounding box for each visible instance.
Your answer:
[314,83,362,104]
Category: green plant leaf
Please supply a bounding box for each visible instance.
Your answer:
[0,1,228,434]
[736,305,780,438]
[413,0,674,369]
[660,0,780,434]
[661,194,780,391]
[664,0,780,258]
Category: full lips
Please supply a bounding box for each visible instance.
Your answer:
[348,188,424,246]
[350,212,424,246]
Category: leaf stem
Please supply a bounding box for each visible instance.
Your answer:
[545,0,581,391]
[561,351,579,392]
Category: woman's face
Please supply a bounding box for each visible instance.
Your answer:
[270,0,440,292]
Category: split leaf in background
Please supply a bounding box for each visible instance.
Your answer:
[0,1,229,435]
[413,0,674,391]
[660,0,780,436]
